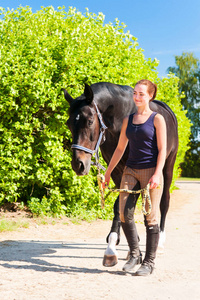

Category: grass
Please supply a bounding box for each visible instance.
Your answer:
[0,219,30,232]
[0,215,71,232]
[37,218,48,225]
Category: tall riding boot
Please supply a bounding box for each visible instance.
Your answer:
[121,221,142,271]
[135,224,159,276]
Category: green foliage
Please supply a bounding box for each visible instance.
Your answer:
[168,52,200,177]
[168,52,200,137]
[180,140,200,177]
[0,6,191,217]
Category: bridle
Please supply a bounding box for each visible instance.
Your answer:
[71,101,107,171]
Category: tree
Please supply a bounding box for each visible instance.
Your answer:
[0,6,191,217]
[168,52,200,177]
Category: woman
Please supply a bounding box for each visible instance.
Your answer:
[103,79,166,276]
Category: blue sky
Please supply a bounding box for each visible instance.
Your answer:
[1,0,200,77]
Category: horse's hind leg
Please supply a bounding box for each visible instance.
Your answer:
[159,153,177,250]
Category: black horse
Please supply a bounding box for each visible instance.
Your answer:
[63,82,178,266]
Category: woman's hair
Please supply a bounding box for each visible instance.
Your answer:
[135,79,157,101]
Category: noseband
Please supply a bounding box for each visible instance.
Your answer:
[71,101,107,171]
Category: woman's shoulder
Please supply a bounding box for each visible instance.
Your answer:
[154,113,164,120]
[154,113,165,126]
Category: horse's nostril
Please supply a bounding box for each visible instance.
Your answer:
[79,161,84,173]
[72,158,85,174]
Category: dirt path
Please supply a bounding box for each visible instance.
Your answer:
[0,181,200,300]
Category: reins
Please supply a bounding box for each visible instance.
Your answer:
[71,101,153,216]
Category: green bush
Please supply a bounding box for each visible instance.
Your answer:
[0,6,191,218]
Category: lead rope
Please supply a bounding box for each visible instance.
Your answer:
[97,172,157,216]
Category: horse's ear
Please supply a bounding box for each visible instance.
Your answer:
[62,88,74,104]
[84,83,93,104]
[102,105,114,129]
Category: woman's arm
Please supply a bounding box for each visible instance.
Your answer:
[149,114,167,189]
[103,117,129,188]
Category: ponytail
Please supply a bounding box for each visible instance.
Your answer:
[151,83,157,101]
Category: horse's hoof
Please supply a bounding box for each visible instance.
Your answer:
[103,254,118,267]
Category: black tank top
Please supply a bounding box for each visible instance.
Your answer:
[126,112,158,169]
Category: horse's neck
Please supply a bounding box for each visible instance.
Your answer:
[95,96,135,134]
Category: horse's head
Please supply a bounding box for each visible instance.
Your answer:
[63,84,100,175]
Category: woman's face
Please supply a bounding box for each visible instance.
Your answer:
[133,84,152,107]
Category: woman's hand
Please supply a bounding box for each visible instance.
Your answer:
[102,170,111,189]
[148,174,160,189]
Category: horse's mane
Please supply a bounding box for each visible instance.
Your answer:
[91,82,134,98]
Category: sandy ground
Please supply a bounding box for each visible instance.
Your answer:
[0,180,200,300]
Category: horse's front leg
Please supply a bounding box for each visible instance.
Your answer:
[103,197,120,267]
